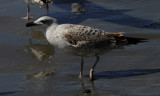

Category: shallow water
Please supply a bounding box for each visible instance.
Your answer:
[0,0,160,96]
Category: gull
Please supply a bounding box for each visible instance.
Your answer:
[23,0,53,20]
[26,16,147,80]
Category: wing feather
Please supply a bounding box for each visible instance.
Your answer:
[63,24,125,48]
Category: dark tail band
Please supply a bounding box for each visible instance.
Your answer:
[125,37,148,45]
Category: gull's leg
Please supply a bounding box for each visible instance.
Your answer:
[46,3,49,15]
[22,4,33,20]
[79,57,84,78]
[27,4,30,19]
[89,55,99,81]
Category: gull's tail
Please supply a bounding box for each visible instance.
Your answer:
[125,37,148,45]
[108,32,148,45]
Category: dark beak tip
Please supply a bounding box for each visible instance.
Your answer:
[26,22,36,27]
[26,23,30,27]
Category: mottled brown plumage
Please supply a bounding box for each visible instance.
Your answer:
[64,30,128,48]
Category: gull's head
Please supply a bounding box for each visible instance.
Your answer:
[26,16,57,28]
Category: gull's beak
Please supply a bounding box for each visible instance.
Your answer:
[26,22,38,27]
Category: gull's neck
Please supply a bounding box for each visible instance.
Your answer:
[47,22,58,31]
[45,22,59,45]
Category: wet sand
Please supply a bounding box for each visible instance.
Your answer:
[1,0,160,96]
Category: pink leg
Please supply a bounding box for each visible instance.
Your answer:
[22,4,34,20]
[79,57,84,78]
[89,55,99,81]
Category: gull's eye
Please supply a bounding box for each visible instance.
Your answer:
[40,20,48,23]
[40,19,53,25]
[40,19,53,24]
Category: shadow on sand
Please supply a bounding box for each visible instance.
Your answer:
[91,69,160,80]
[0,91,22,96]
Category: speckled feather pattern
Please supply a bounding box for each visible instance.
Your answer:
[32,16,129,56]
[46,24,127,50]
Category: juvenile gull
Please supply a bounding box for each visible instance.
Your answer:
[26,16,147,80]
[23,0,53,20]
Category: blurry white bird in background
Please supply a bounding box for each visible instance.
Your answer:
[23,0,53,20]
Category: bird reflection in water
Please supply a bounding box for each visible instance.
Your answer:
[79,78,97,95]
[29,28,47,42]
[24,39,54,61]
[25,27,54,61]
[24,30,55,79]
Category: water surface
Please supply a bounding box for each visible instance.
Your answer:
[0,0,160,96]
